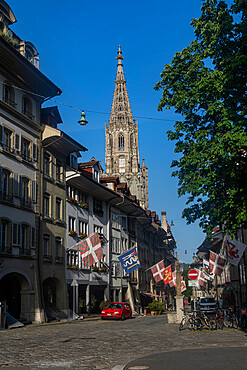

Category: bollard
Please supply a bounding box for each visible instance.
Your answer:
[0,301,6,329]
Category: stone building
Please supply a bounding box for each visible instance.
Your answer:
[104,46,149,210]
[0,0,62,323]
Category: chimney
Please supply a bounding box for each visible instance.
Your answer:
[161,211,168,232]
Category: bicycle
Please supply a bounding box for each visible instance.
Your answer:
[179,309,199,331]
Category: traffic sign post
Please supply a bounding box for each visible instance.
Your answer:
[188,269,199,312]
[188,269,199,280]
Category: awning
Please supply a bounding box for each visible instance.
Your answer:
[140,291,160,298]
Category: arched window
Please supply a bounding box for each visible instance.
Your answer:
[22,96,33,120]
[119,156,125,173]
[130,133,134,149]
[119,134,124,149]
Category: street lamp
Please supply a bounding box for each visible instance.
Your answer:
[78,111,88,125]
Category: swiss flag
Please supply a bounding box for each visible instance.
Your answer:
[78,233,103,267]
[209,251,226,276]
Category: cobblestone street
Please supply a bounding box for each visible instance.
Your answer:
[0,315,246,369]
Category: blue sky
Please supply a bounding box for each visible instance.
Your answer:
[8,0,207,263]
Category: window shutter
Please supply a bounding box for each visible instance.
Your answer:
[13,173,19,196]
[15,134,20,151]
[50,195,53,219]
[33,143,37,161]
[0,125,3,143]
[32,180,37,203]
[31,227,36,247]
[12,223,18,245]
[0,166,3,199]
[19,175,23,199]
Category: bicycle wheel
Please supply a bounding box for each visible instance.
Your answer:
[179,317,185,331]
[210,318,217,330]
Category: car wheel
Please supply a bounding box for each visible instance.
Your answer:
[101,316,105,320]
[121,313,125,321]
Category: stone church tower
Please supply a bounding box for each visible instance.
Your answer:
[104,46,149,210]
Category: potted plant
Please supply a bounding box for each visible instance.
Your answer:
[79,232,87,239]
[147,300,164,316]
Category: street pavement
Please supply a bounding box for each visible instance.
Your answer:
[0,315,246,369]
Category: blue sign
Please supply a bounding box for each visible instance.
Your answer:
[118,247,141,274]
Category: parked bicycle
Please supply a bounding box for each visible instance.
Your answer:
[179,309,199,331]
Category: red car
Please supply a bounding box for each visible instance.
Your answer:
[101,302,132,320]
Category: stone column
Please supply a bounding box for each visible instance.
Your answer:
[175,253,183,323]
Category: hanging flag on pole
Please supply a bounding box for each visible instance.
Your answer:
[225,236,247,266]
[118,246,141,274]
[163,265,173,285]
[209,251,226,276]
[203,259,214,281]
[150,260,165,282]
[196,269,207,288]
[77,233,103,267]
[169,271,187,292]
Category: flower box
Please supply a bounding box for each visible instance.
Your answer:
[69,230,77,237]
[79,200,89,209]
[67,196,78,205]
[79,233,87,239]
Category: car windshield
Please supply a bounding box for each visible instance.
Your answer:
[106,303,123,309]
[200,298,216,304]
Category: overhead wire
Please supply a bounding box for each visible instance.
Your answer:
[0,81,178,123]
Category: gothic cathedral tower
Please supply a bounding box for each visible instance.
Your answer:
[105,46,149,210]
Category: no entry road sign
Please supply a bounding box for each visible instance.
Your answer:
[188,269,199,280]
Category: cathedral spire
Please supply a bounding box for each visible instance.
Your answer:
[116,45,124,76]
[109,46,134,125]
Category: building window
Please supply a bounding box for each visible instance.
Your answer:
[21,177,30,208]
[69,216,76,232]
[0,219,8,253]
[44,193,50,217]
[93,199,103,217]
[44,153,50,177]
[20,224,29,255]
[21,138,31,161]
[55,237,62,258]
[118,134,124,149]
[3,83,16,107]
[56,198,62,221]
[2,170,12,202]
[43,235,50,259]
[119,157,125,173]
[22,97,34,120]
[79,220,88,237]
[56,160,62,182]
[4,128,12,152]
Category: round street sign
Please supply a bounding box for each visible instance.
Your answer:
[188,269,199,280]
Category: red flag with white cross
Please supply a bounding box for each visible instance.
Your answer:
[78,233,103,267]
[209,251,226,276]
[150,260,165,282]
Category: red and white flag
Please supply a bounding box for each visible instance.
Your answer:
[163,265,173,284]
[209,251,226,276]
[169,271,176,287]
[77,233,103,267]
[150,260,165,282]
[225,236,247,267]
[169,271,187,292]
[196,269,207,288]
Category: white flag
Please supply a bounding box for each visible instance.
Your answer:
[225,236,247,266]
[203,259,214,281]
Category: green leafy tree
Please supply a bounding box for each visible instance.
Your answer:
[154,0,247,235]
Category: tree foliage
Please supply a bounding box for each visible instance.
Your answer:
[182,268,193,298]
[155,0,247,235]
